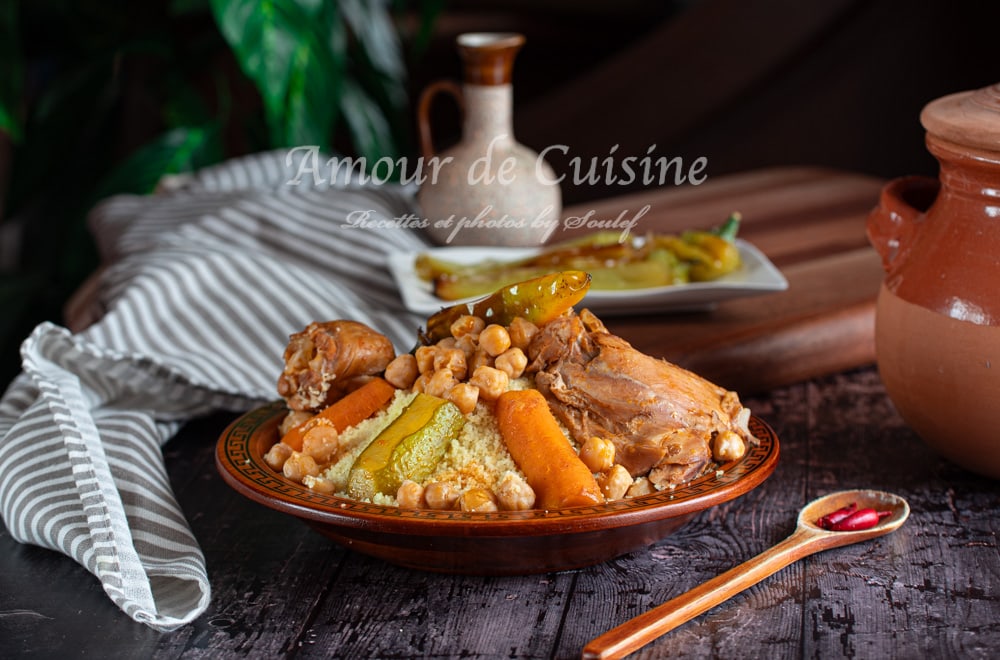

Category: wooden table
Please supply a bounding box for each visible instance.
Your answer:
[576,166,888,394]
[3,169,999,658]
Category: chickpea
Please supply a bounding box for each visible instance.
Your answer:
[454,333,479,359]
[436,336,458,351]
[425,369,458,398]
[282,452,320,483]
[478,324,511,357]
[599,465,633,500]
[468,348,493,372]
[411,372,430,393]
[495,472,536,511]
[494,347,528,379]
[459,487,498,513]
[396,480,425,509]
[279,410,311,437]
[450,314,485,338]
[384,353,418,389]
[579,436,616,473]
[303,475,335,494]
[469,365,509,401]
[446,382,479,415]
[713,430,746,462]
[424,481,460,510]
[507,317,538,352]
[264,442,293,471]
[626,477,655,498]
[414,345,437,374]
[433,347,467,380]
[301,422,340,463]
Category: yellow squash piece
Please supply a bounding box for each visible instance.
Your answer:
[347,393,465,500]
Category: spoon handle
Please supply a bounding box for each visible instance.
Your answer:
[582,529,819,660]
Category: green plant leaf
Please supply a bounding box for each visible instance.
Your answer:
[340,78,398,165]
[94,124,224,198]
[340,0,406,104]
[4,55,122,217]
[403,0,445,60]
[0,0,23,141]
[210,0,344,148]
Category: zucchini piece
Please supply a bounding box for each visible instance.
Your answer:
[347,393,464,500]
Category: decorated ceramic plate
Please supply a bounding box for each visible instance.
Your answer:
[215,401,780,575]
[388,240,788,317]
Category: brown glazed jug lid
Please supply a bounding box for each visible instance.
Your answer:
[920,82,1000,152]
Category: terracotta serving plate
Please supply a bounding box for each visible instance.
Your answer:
[215,400,780,575]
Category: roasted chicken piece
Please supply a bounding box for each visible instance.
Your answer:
[277,320,395,411]
[528,309,753,487]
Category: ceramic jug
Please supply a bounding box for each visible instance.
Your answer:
[417,33,561,246]
[867,82,1000,478]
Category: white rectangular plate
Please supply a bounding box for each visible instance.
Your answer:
[388,239,788,317]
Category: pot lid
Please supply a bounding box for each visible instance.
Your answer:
[921,82,1000,152]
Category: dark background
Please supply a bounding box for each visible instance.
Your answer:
[421,0,999,203]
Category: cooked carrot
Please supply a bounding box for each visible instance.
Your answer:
[281,377,397,452]
[495,389,604,510]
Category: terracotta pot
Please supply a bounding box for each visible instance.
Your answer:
[416,33,561,247]
[867,82,1000,478]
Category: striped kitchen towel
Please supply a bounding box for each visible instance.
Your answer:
[0,150,431,631]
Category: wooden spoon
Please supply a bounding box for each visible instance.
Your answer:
[582,489,910,660]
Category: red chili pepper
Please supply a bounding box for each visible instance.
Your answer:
[816,502,894,531]
[816,502,858,529]
[827,507,893,531]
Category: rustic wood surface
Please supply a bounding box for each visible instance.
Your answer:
[2,365,999,659]
[582,490,911,659]
[563,166,888,394]
[4,168,998,658]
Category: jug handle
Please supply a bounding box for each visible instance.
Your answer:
[417,80,464,161]
[866,175,939,272]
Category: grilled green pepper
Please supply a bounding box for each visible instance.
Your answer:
[431,265,567,302]
[416,214,743,301]
[421,270,591,345]
[684,232,741,281]
[347,393,464,500]
[417,239,629,287]
[654,213,743,282]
